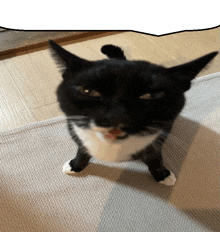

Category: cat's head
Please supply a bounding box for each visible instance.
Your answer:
[49,40,217,141]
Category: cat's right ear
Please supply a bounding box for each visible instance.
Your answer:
[48,40,93,76]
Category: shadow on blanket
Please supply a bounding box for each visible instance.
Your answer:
[68,116,219,232]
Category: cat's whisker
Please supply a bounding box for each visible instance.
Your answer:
[67,115,88,119]
[67,116,90,129]
[67,116,90,124]
[68,119,87,122]
[90,122,112,133]
[145,126,159,131]
[156,130,181,146]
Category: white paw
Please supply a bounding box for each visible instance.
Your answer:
[159,171,176,186]
[62,160,76,174]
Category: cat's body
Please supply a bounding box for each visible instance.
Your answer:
[49,40,217,186]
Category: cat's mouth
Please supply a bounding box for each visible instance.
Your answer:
[104,128,128,140]
[90,123,128,142]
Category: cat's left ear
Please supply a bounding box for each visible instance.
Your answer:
[167,51,218,91]
[48,40,94,74]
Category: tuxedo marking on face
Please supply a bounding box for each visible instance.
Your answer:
[71,121,158,162]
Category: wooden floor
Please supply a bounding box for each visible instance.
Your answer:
[0,30,119,60]
[0,28,219,132]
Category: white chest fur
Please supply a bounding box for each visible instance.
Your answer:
[71,122,158,162]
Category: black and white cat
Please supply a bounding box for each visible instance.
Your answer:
[49,40,217,186]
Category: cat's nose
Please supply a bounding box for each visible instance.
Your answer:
[95,102,130,128]
[95,115,129,128]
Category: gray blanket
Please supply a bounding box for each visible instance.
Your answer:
[1,73,219,232]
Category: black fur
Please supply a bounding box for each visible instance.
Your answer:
[101,44,126,60]
[49,40,217,183]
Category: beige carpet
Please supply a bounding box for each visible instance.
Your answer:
[1,73,220,232]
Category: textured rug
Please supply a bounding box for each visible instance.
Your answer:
[1,73,220,232]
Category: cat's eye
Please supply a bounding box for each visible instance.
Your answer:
[139,91,165,100]
[76,86,101,97]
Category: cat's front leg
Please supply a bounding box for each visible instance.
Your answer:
[138,137,176,186]
[62,148,91,174]
[146,157,176,186]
